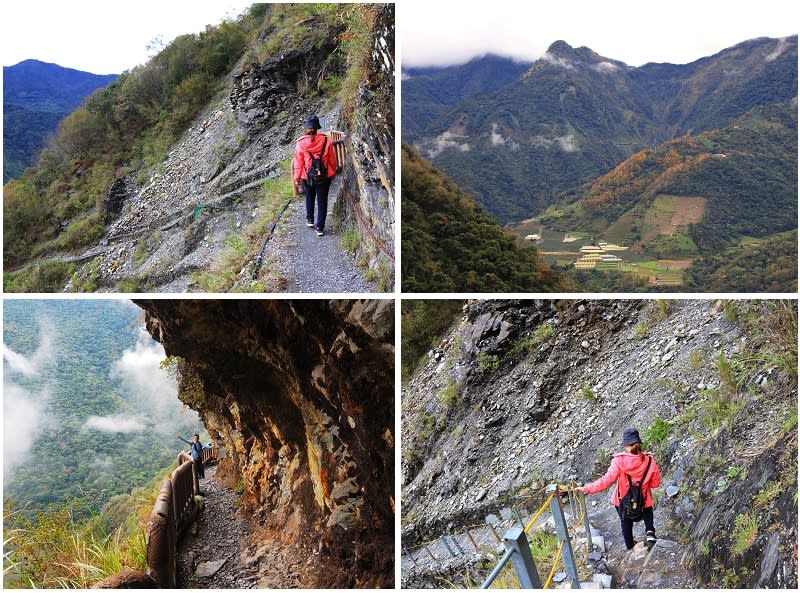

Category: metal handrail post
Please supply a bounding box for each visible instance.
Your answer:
[466,528,479,551]
[547,485,581,589]
[451,535,465,555]
[503,526,543,589]
[567,489,576,523]
[513,508,526,530]
[577,490,592,553]
[480,548,514,589]
[404,548,418,567]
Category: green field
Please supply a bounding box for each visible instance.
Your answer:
[508,221,690,285]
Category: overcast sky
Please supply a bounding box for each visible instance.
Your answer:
[401,0,798,69]
[1,0,254,74]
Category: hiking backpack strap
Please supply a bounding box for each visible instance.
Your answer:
[618,454,653,497]
[305,136,328,163]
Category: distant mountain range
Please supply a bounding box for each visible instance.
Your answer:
[4,59,118,182]
[403,36,798,225]
[402,36,797,292]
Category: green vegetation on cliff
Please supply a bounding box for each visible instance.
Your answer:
[3,4,382,288]
[3,11,256,269]
[401,300,464,382]
[401,143,572,292]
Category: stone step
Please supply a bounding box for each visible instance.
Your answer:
[577,534,606,551]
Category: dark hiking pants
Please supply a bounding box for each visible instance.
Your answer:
[616,505,655,549]
[303,179,331,231]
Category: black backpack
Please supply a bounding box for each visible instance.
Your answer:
[618,455,652,521]
[305,136,328,185]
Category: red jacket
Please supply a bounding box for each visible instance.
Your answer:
[292,133,337,183]
[583,451,661,507]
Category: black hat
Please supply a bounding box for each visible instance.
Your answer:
[305,115,321,130]
[622,428,641,446]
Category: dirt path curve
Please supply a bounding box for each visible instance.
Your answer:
[176,465,260,588]
[272,177,375,293]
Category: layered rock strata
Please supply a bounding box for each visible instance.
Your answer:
[136,299,394,587]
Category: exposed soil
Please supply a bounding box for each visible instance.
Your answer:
[175,465,307,589]
[668,196,706,228]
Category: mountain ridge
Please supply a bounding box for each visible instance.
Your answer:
[406,35,797,224]
[3,59,119,182]
[402,35,797,291]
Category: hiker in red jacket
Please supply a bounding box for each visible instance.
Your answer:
[293,114,337,237]
[577,428,662,550]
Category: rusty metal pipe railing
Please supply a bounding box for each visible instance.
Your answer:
[171,456,198,538]
[177,451,199,496]
[202,446,218,464]
[110,446,220,588]
[146,478,176,588]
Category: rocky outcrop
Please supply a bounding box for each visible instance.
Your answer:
[230,19,342,129]
[136,299,394,588]
[402,299,797,588]
[61,8,391,293]
[334,4,395,289]
[102,177,130,223]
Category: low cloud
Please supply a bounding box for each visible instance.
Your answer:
[3,321,54,377]
[541,52,574,70]
[490,123,521,150]
[109,328,196,435]
[3,384,51,475]
[3,322,55,476]
[531,134,578,152]
[111,329,178,416]
[420,131,471,159]
[765,37,790,61]
[84,415,145,434]
[592,61,619,73]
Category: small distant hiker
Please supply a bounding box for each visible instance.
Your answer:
[577,428,662,550]
[293,114,337,237]
[177,433,207,480]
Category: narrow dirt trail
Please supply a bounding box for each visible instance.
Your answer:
[175,465,309,588]
[175,465,259,588]
[272,177,375,293]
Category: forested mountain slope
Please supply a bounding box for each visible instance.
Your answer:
[537,100,798,291]
[401,143,572,292]
[3,300,199,513]
[3,60,118,182]
[402,54,531,140]
[405,36,798,226]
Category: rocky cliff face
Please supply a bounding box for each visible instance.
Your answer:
[402,299,797,588]
[136,299,394,587]
[62,6,394,293]
[334,4,395,289]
